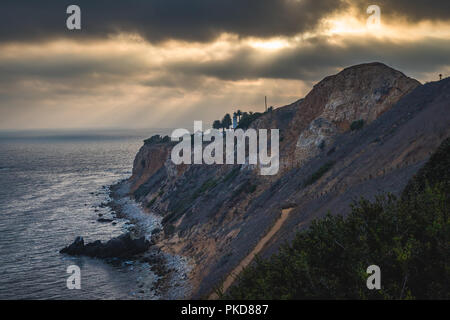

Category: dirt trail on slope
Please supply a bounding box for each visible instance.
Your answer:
[209,208,294,299]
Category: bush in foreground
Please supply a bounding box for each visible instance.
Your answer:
[226,138,449,299]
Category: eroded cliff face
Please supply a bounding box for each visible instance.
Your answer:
[130,142,171,193]
[279,62,420,169]
[123,63,450,298]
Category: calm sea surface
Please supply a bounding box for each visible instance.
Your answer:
[0,129,168,299]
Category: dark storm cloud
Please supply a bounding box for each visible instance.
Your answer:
[353,0,450,22]
[2,35,449,95]
[2,1,449,44]
[0,0,348,43]
[165,36,450,81]
[0,48,150,95]
[0,55,142,81]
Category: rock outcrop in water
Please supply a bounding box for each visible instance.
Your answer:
[119,62,450,298]
[60,233,151,258]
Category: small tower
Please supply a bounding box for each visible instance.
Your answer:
[439,74,443,81]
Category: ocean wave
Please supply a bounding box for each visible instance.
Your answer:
[114,197,162,240]
[110,186,192,299]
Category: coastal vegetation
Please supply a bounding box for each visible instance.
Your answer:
[303,161,335,187]
[350,119,365,131]
[212,107,273,131]
[226,138,450,299]
[144,134,171,145]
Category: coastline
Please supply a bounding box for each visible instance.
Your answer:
[108,179,193,299]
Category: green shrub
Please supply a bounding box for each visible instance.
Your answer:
[232,182,257,198]
[223,167,240,183]
[303,161,335,187]
[247,184,257,194]
[318,140,326,150]
[146,197,156,208]
[350,119,365,131]
[144,134,171,145]
[163,199,190,224]
[225,139,450,300]
[193,178,218,199]
[402,138,449,199]
[227,185,449,299]
[237,112,263,129]
[164,224,176,237]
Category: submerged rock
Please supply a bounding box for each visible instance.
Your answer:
[60,233,151,258]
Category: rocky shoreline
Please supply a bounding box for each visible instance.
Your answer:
[109,179,193,298]
[59,179,192,299]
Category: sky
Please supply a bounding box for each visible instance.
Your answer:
[0,0,449,130]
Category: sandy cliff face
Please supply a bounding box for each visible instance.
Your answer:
[130,142,171,193]
[280,62,420,168]
[122,63,449,298]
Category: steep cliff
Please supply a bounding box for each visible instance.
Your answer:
[278,62,420,170]
[123,62,450,298]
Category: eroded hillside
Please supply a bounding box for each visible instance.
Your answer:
[121,63,450,298]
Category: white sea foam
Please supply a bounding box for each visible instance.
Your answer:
[115,197,162,239]
[110,183,192,299]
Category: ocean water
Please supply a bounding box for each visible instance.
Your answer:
[0,130,168,300]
